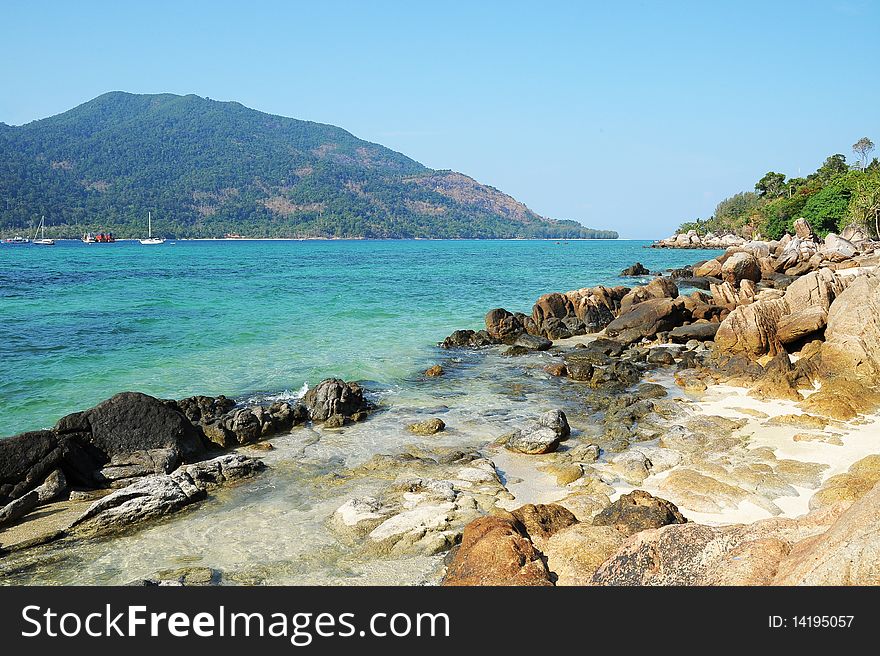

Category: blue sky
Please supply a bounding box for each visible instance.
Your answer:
[2,1,878,238]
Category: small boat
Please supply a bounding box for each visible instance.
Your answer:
[82,232,96,243]
[82,231,115,243]
[32,216,55,246]
[139,211,165,245]
[2,235,30,245]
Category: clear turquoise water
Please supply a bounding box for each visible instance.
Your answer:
[0,239,720,436]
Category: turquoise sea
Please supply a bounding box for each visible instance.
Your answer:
[1,238,734,584]
[0,239,720,436]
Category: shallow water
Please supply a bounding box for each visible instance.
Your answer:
[0,239,724,584]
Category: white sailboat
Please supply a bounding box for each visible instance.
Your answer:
[33,216,55,245]
[139,211,166,245]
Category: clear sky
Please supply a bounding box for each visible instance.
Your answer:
[2,1,878,238]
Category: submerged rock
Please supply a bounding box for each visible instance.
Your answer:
[408,418,446,435]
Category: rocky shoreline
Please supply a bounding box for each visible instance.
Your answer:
[3,218,880,585]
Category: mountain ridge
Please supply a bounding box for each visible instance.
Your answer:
[0,92,617,239]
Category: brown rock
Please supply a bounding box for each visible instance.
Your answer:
[794,217,815,240]
[605,297,691,343]
[407,418,445,435]
[714,297,789,356]
[694,259,722,278]
[592,490,687,535]
[441,515,553,586]
[821,273,880,378]
[424,364,444,377]
[721,252,761,286]
[543,363,568,377]
[619,277,679,313]
[775,480,880,584]
[532,292,575,326]
[485,308,523,342]
[544,524,629,585]
[511,503,579,542]
[776,306,827,344]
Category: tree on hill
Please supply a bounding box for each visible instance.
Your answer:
[755,172,786,198]
[853,137,875,170]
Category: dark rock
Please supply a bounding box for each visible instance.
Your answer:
[302,378,368,422]
[565,349,611,366]
[592,489,687,534]
[514,334,552,350]
[0,430,59,505]
[540,317,572,340]
[502,345,531,356]
[485,308,524,343]
[669,322,720,343]
[566,360,594,381]
[646,349,676,365]
[174,395,236,425]
[621,262,650,276]
[605,298,691,343]
[439,329,496,349]
[84,392,204,462]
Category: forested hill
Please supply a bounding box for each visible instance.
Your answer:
[0,92,617,239]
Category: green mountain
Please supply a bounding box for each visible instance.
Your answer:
[0,92,617,239]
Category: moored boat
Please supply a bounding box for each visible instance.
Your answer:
[32,216,55,245]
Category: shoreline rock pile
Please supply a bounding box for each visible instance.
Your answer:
[0,377,372,544]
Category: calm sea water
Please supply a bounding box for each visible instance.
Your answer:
[0,239,720,436]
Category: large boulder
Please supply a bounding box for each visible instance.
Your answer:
[783,268,847,312]
[776,306,827,344]
[441,515,553,586]
[714,297,789,356]
[620,262,650,276]
[0,430,60,506]
[721,252,761,286]
[82,392,205,462]
[794,217,815,240]
[302,379,368,422]
[694,259,722,278]
[619,277,678,314]
[566,286,628,332]
[819,233,858,262]
[532,292,575,326]
[774,481,880,585]
[484,308,524,342]
[821,273,880,378]
[605,298,691,343]
[591,504,841,586]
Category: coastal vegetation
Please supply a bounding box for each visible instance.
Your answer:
[679,138,880,240]
[0,92,617,240]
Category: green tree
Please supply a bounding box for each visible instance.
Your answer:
[849,174,880,237]
[755,172,786,198]
[811,154,848,182]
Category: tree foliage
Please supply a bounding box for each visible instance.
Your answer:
[679,141,880,240]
